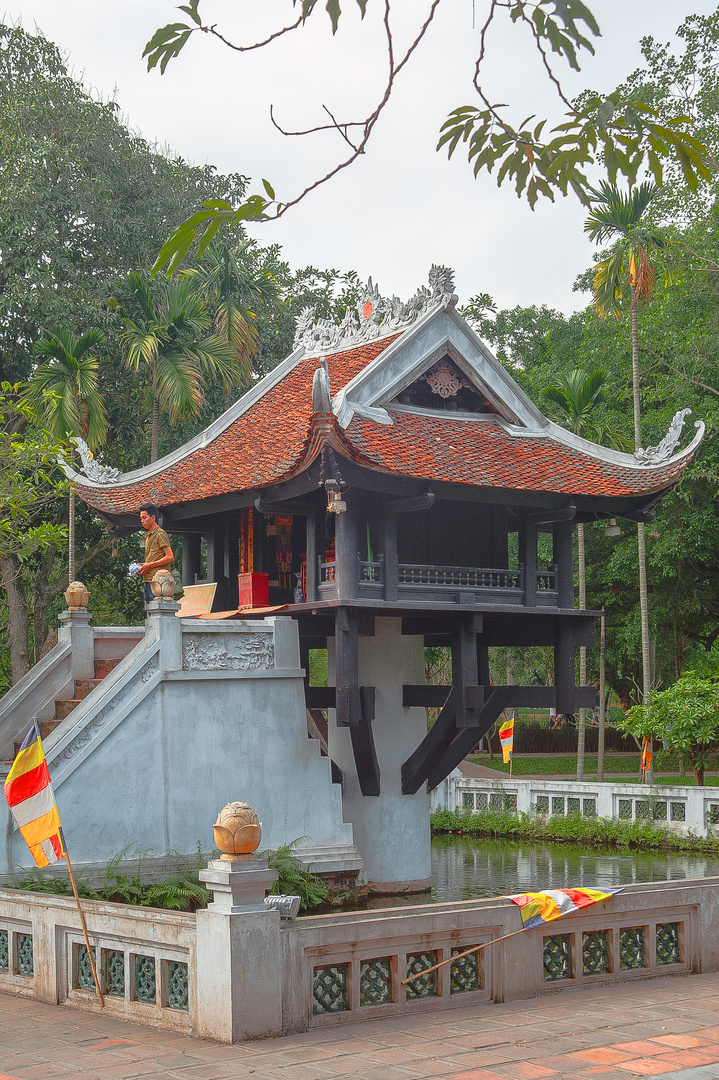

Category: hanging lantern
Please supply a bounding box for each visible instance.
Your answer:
[325,479,347,513]
[605,518,621,537]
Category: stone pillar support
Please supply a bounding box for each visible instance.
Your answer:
[57,608,94,681]
[195,856,282,1042]
[145,599,182,671]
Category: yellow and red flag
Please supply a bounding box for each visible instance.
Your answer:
[507,887,622,929]
[4,718,64,867]
[499,713,515,764]
[640,737,653,773]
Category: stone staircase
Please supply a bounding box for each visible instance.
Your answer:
[35,657,123,742]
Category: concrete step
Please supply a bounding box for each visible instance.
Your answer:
[294,845,365,874]
[73,678,103,700]
[54,698,82,722]
[93,657,121,679]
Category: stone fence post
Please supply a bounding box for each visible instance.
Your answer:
[195,803,283,1042]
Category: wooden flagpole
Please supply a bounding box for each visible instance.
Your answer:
[401,927,528,986]
[64,847,104,1007]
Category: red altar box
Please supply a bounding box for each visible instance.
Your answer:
[238,572,269,609]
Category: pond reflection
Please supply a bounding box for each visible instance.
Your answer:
[431,835,719,902]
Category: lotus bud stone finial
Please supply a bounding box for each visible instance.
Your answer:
[213,801,262,860]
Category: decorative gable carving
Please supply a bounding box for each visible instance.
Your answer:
[391,357,502,416]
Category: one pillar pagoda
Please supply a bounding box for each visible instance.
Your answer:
[70,267,703,890]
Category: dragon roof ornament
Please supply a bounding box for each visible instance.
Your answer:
[634,409,699,466]
[293,265,457,355]
[70,436,121,484]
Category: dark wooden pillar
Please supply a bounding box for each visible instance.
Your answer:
[204,533,216,582]
[306,507,322,603]
[553,519,575,608]
[383,510,398,602]
[226,522,240,608]
[452,612,479,727]
[335,606,360,727]
[182,534,201,586]
[520,522,537,607]
[335,502,358,602]
[554,621,576,714]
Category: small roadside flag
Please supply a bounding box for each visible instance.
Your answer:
[4,718,64,867]
[640,737,653,774]
[499,713,515,764]
[3,718,104,1006]
[506,887,623,929]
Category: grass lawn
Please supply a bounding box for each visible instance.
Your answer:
[467,754,717,785]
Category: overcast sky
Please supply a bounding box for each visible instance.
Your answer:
[4,0,717,314]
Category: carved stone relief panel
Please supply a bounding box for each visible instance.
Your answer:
[182,633,275,671]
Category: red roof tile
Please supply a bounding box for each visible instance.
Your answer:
[340,412,687,497]
[79,337,396,515]
[77,333,692,517]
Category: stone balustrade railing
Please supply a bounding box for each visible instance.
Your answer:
[431,773,719,838]
[1,872,718,1042]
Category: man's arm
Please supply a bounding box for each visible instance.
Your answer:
[139,543,174,576]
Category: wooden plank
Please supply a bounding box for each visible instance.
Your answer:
[401,688,458,795]
[402,683,594,709]
[350,686,380,796]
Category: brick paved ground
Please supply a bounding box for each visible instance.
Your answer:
[2,971,719,1080]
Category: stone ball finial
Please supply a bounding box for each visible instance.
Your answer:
[214,802,262,860]
[150,568,176,598]
[64,581,90,610]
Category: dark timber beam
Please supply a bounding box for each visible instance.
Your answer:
[452,612,480,728]
[401,688,459,795]
[305,686,337,709]
[335,606,360,726]
[350,686,380,796]
[402,684,595,709]
[385,492,435,514]
[523,505,576,525]
[424,686,517,791]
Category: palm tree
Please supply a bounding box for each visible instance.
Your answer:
[185,240,281,398]
[23,328,107,582]
[585,182,664,773]
[543,368,628,780]
[119,272,236,462]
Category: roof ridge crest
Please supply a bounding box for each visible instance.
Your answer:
[294,265,456,356]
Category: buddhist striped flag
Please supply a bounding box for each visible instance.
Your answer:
[4,718,64,867]
[507,887,622,929]
[640,737,653,773]
[499,713,515,763]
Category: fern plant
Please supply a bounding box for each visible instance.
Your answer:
[261,837,328,910]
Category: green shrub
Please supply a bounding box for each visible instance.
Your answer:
[431,808,719,854]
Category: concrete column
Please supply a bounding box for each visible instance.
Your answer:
[196,856,281,1042]
[182,534,202,586]
[57,608,94,681]
[328,617,431,892]
[145,599,181,671]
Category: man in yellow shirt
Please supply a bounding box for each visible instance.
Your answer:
[138,502,174,604]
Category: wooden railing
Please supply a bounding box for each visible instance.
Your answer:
[398,564,523,591]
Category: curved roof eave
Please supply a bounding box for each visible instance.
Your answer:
[62,346,306,491]
[542,417,706,473]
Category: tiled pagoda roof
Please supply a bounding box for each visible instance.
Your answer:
[72,312,701,518]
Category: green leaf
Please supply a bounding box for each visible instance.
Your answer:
[262,178,276,200]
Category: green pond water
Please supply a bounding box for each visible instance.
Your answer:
[430,835,719,902]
